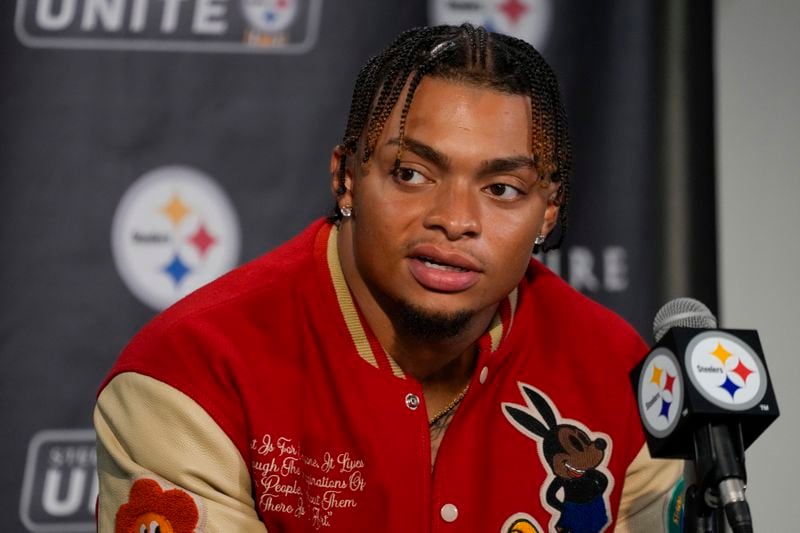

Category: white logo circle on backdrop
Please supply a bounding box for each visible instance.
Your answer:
[685,331,766,411]
[241,0,299,34]
[428,0,553,50]
[112,165,241,311]
[638,348,683,438]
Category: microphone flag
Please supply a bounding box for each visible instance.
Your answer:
[630,327,779,459]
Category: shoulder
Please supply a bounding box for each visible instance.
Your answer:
[155,219,327,326]
[97,221,333,456]
[522,259,647,368]
[101,220,331,389]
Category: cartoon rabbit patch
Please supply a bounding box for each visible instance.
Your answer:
[502,383,614,533]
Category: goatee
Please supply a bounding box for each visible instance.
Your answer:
[396,300,474,341]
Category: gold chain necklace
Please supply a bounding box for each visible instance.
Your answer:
[428,384,470,426]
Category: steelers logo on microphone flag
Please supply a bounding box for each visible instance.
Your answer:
[685,331,768,411]
[637,348,683,438]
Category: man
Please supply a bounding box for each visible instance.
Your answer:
[96,24,683,532]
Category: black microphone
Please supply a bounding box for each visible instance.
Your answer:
[630,298,780,533]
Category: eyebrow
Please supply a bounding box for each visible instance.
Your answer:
[387,137,451,170]
[480,156,535,177]
[386,136,535,178]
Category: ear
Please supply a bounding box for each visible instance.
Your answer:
[329,145,353,209]
[521,385,557,429]
[503,404,549,438]
[539,181,561,238]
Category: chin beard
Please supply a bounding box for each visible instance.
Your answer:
[396,300,474,341]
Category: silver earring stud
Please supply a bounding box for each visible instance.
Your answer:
[340,205,352,218]
[534,234,546,246]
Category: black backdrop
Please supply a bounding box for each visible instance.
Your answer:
[1,1,716,530]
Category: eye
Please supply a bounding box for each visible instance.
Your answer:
[569,435,584,451]
[140,526,146,533]
[392,167,428,185]
[484,182,523,200]
[150,521,161,533]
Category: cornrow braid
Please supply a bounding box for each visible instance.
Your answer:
[467,24,478,67]
[394,40,456,171]
[477,25,488,69]
[330,24,573,253]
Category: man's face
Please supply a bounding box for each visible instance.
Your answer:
[334,77,559,332]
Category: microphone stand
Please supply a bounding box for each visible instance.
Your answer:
[684,483,715,533]
[684,423,753,533]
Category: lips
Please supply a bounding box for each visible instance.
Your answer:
[407,244,481,293]
[564,462,586,479]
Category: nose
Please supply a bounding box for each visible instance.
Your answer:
[595,438,607,451]
[422,180,481,240]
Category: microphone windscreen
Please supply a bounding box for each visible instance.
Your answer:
[653,297,717,342]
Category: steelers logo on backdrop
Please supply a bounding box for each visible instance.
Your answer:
[241,0,301,47]
[638,348,683,438]
[429,0,553,50]
[112,166,241,311]
[685,331,767,411]
[241,0,299,34]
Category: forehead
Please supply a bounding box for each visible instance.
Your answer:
[379,77,533,154]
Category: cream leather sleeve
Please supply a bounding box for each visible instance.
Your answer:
[615,444,685,532]
[94,372,267,533]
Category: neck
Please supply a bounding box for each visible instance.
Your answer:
[384,313,489,385]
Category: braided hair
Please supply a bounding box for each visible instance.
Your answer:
[331,24,572,253]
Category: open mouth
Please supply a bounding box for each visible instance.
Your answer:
[407,254,479,292]
[418,256,470,273]
[406,244,482,292]
[564,462,586,478]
